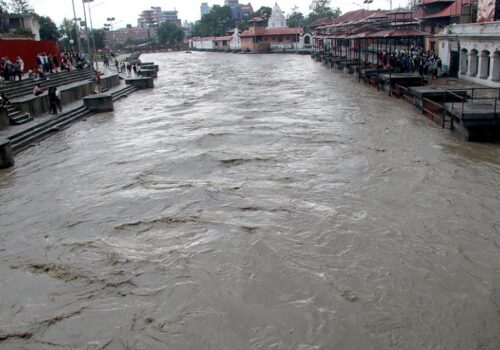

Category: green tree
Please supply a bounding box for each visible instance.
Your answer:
[191,5,234,37]
[287,5,305,28]
[8,0,33,13]
[252,6,272,26]
[157,22,184,45]
[0,1,7,12]
[307,0,341,24]
[91,28,106,49]
[36,15,60,40]
[58,18,77,50]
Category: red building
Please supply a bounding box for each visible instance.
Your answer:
[415,0,477,53]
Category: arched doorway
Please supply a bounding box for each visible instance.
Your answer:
[492,51,500,81]
[304,35,311,45]
[479,50,490,79]
[460,48,468,75]
[469,49,478,76]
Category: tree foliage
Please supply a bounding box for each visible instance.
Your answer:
[8,0,33,13]
[307,0,341,24]
[252,6,272,26]
[36,15,60,40]
[192,5,234,37]
[157,22,184,45]
[91,28,106,50]
[287,5,305,28]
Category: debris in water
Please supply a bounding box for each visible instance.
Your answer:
[340,289,359,302]
[30,263,81,282]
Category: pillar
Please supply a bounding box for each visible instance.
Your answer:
[489,51,500,82]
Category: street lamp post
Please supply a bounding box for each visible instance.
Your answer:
[82,0,94,70]
[71,0,82,52]
[87,1,105,70]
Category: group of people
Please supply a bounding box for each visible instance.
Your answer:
[379,48,443,79]
[0,56,25,83]
[61,52,87,72]
[114,59,140,76]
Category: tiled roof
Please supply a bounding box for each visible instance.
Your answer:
[213,36,233,41]
[240,27,304,37]
[369,29,428,37]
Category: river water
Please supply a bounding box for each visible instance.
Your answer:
[1,53,500,349]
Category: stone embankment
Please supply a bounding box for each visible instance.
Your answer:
[0,58,159,168]
[312,52,500,142]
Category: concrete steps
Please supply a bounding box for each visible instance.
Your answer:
[9,85,140,153]
[5,105,32,125]
[111,86,138,101]
[0,69,93,100]
[10,106,92,153]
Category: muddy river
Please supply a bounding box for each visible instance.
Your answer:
[0,53,499,349]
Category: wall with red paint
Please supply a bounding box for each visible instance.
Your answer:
[0,39,61,71]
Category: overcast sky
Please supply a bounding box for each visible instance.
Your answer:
[29,0,397,28]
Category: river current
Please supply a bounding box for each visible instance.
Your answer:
[1,53,500,349]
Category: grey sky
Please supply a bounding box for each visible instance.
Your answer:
[29,0,397,29]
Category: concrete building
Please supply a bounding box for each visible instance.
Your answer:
[105,27,150,47]
[138,7,182,29]
[438,21,500,86]
[240,3,254,22]
[190,36,217,49]
[201,2,211,17]
[0,14,41,40]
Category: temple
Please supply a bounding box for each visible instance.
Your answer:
[267,2,287,29]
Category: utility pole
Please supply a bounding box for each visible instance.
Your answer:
[87,2,98,70]
[81,0,93,70]
[71,0,82,52]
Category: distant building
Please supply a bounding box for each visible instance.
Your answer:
[0,13,41,40]
[267,2,286,28]
[105,27,150,47]
[201,2,211,17]
[239,3,254,22]
[240,17,304,53]
[138,7,182,29]
[183,20,194,37]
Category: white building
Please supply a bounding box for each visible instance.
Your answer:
[438,22,500,87]
[267,2,286,29]
[190,36,216,50]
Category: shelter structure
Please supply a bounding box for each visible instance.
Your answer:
[313,9,427,67]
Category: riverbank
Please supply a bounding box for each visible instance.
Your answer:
[0,60,159,168]
[312,52,500,142]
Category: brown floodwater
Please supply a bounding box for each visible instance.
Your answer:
[0,52,500,349]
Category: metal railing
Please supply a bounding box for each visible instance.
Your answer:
[447,87,500,120]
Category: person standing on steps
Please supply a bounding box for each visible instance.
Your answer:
[55,87,62,113]
[48,87,58,115]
